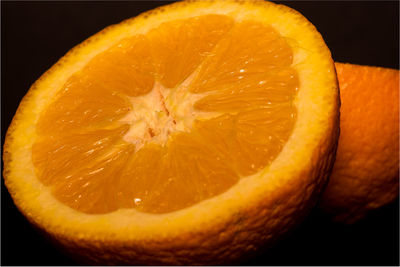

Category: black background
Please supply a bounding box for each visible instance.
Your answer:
[1,1,399,265]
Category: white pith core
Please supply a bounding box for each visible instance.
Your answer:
[120,74,219,151]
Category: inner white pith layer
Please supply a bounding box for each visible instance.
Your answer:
[120,74,219,150]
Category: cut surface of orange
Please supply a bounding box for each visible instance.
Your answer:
[319,62,399,223]
[3,1,339,265]
[33,14,299,214]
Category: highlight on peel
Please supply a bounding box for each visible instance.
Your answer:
[3,1,339,265]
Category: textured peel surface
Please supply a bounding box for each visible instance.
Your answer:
[320,62,399,223]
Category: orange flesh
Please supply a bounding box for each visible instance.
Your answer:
[33,15,298,214]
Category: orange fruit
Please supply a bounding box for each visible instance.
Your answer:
[3,1,339,264]
[319,62,399,224]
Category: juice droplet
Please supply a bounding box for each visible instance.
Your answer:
[134,198,142,206]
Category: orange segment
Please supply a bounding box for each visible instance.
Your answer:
[235,107,296,174]
[153,132,239,213]
[37,74,131,135]
[52,143,135,214]
[32,15,297,214]
[193,114,236,163]
[32,125,130,186]
[194,105,296,177]
[83,35,155,97]
[190,21,293,94]
[194,71,298,112]
[116,143,166,211]
[156,132,237,214]
[148,15,234,88]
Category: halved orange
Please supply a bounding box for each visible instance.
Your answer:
[3,1,339,264]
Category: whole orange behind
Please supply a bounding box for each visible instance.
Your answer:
[319,62,399,223]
